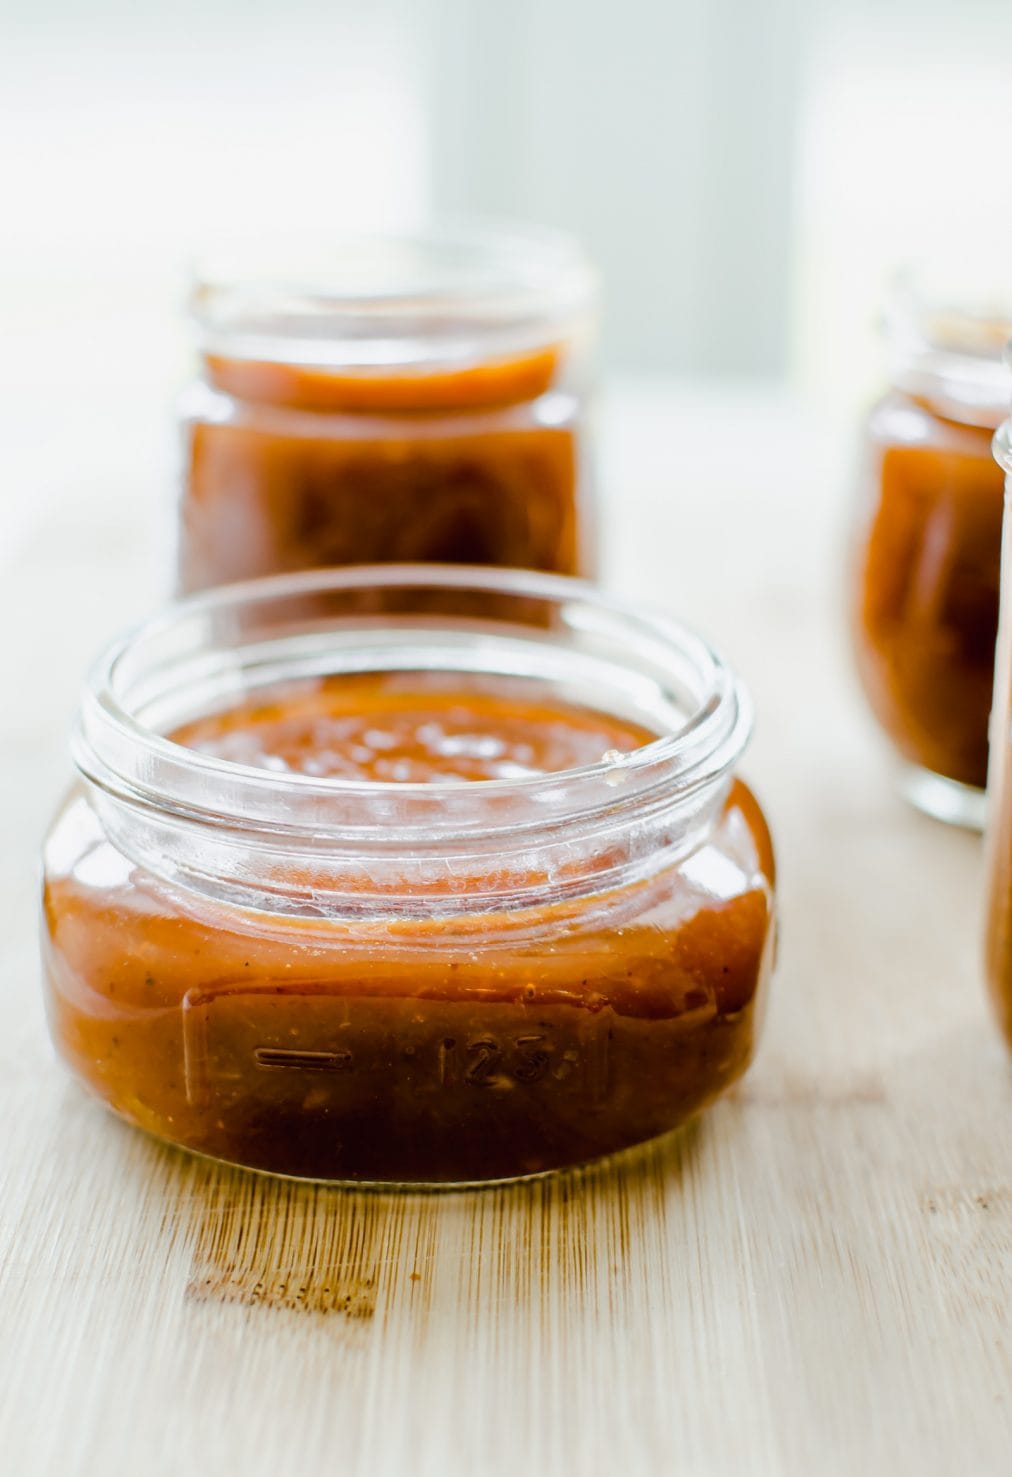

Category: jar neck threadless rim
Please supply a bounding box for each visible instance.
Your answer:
[885,268,1012,426]
[190,222,598,377]
[72,567,753,909]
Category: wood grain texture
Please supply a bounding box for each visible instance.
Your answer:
[1,386,1010,1477]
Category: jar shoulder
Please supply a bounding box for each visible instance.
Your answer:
[43,782,775,1020]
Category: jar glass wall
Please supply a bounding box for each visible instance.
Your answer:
[178,225,598,592]
[41,566,776,1185]
[849,271,1010,826]
[984,418,1012,1050]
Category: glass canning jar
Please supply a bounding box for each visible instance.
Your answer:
[983,415,1012,1049]
[178,224,598,593]
[850,271,1010,827]
[41,566,776,1185]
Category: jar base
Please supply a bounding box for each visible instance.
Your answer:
[898,763,985,830]
[108,1097,700,1194]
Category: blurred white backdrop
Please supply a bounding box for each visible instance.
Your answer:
[4,0,1012,373]
[794,0,1012,403]
[1,0,1010,552]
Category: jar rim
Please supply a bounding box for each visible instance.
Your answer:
[190,220,597,372]
[74,565,753,848]
[885,263,1012,422]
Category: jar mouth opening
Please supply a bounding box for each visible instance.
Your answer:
[76,565,752,845]
[190,221,597,372]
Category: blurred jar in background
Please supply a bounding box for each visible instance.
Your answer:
[850,272,1010,827]
[984,411,1012,1050]
[178,225,597,592]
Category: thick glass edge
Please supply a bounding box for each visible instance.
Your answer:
[73,565,753,841]
[189,220,598,348]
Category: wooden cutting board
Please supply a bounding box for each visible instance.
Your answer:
[1,388,1009,1476]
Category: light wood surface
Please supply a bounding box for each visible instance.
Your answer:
[1,384,1010,1477]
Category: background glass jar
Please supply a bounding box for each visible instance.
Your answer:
[41,566,775,1185]
[178,225,598,593]
[849,271,1011,826]
[984,415,1012,1050]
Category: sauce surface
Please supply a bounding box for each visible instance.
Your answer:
[172,673,655,784]
[204,345,560,414]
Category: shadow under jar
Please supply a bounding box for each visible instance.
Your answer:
[178,225,597,593]
[41,566,776,1185]
[850,277,1011,827]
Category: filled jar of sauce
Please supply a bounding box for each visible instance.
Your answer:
[984,414,1012,1050]
[41,566,776,1184]
[850,274,1010,826]
[178,225,597,593]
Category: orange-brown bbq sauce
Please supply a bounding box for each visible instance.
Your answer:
[181,349,585,591]
[43,675,775,1182]
[852,397,1003,789]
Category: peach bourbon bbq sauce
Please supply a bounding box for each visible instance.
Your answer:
[179,227,597,591]
[850,281,1011,822]
[43,671,774,1183]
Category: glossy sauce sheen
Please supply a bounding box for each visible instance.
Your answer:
[852,393,1003,788]
[180,348,584,591]
[43,676,776,1182]
[173,674,651,783]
